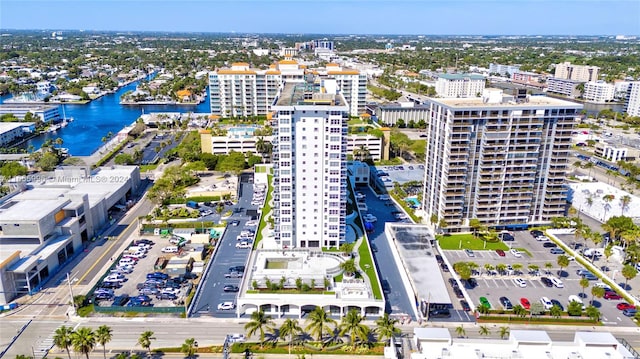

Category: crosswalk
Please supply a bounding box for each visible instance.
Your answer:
[33,333,55,359]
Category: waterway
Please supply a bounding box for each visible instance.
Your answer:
[0,80,210,156]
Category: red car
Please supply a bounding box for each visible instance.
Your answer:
[617,303,636,311]
[604,291,622,300]
[496,249,505,257]
[520,297,531,309]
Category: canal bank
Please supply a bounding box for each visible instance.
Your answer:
[0,81,210,156]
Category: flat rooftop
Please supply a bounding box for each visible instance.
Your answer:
[0,104,58,111]
[386,224,451,304]
[0,194,69,221]
[432,94,583,109]
[275,82,346,107]
[0,122,34,132]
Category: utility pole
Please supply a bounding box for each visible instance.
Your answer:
[66,272,76,316]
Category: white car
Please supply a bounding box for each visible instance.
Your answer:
[540,296,553,310]
[118,258,136,266]
[236,242,251,249]
[218,302,235,310]
[161,246,179,253]
[550,277,564,288]
[510,249,522,258]
[568,295,585,310]
[161,287,180,295]
[512,278,527,288]
[536,236,550,242]
[246,220,258,226]
[363,214,377,222]
[228,333,246,343]
[594,282,612,291]
[105,274,126,282]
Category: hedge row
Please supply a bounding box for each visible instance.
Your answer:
[166,196,223,204]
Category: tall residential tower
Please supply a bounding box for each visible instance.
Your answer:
[422,89,582,231]
[271,79,349,249]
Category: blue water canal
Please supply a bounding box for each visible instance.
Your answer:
[0,80,210,156]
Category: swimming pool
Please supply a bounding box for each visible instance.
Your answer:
[405,197,420,207]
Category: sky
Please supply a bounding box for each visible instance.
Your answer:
[1,0,639,36]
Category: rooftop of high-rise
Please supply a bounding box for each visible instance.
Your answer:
[275,80,346,107]
[432,88,583,109]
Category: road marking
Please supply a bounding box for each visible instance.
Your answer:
[74,221,135,287]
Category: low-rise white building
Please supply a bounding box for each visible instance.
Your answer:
[584,81,615,103]
[0,104,60,123]
[347,133,383,161]
[595,141,628,162]
[547,77,582,98]
[0,122,35,146]
[0,166,141,305]
[412,328,635,359]
[374,102,429,127]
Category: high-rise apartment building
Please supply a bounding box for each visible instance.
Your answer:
[554,62,600,82]
[422,89,582,231]
[435,74,485,98]
[583,81,615,103]
[209,61,365,117]
[271,79,349,249]
[626,82,640,117]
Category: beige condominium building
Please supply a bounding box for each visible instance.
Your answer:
[554,62,600,82]
[209,60,366,118]
[422,89,582,231]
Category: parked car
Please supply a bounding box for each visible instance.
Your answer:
[236,242,251,249]
[139,287,160,296]
[543,242,558,248]
[156,292,178,300]
[530,230,543,237]
[512,278,527,288]
[118,258,136,266]
[465,249,475,257]
[496,249,505,257]
[101,281,121,289]
[550,299,564,311]
[623,308,638,317]
[479,297,491,309]
[499,296,513,310]
[147,272,169,280]
[510,249,523,258]
[604,291,622,300]
[224,271,243,278]
[617,303,636,311]
[550,248,565,255]
[228,334,246,343]
[363,214,377,222]
[429,309,451,318]
[223,285,239,292]
[499,232,514,241]
[105,274,127,283]
[460,300,471,312]
[161,246,179,253]
[230,220,240,226]
[381,280,391,294]
[536,236,550,242]
[550,277,564,288]
[111,295,130,307]
[465,278,478,289]
[520,298,531,309]
[568,295,585,310]
[540,297,553,310]
[541,277,553,287]
[218,302,235,310]
[581,272,598,281]
[453,287,464,298]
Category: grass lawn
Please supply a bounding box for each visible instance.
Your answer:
[139,164,159,172]
[253,175,272,249]
[438,234,509,251]
[357,239,382,300]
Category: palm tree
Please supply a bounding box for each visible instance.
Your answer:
[586,305,601,322]
[374,313,401,342]
[544,262,553,275]
[622,264,638,289]
[339,309,370,345]
[513,305,527,318]
[244,310,275,348]
[498,326,510,339]
[591,286,605,306]
[557,255,570,276]
[340,259,358,277]
[469,218,482,238]
[579,277,590,297]
[549,305,563,318]
[305,306,337,346]
[53,325,74,359]
[280,318,303,356]
[70,327,96,359]
[181,338,198,359]
[620,195,632,215]
[455,325,466,338]
[137,331,155,356]
[511,263,523,275]
[478,325,491,337]
[95,325,113,359]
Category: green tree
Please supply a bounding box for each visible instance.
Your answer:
[181,338,198,359]
[621,264,638,288]
[469,218,482,238]
[567,301,583,316]
[478,325,491,337]
[557,255,570,275]
[339,309,370,345]
[244,310,275,348]
[137,331,155,356]
[498,326,510,339]
[374,313,400,342]
[603,216,635,242]
[0,161,28,179]
[513,305,527,317]
[279,318,303,355]
[340,259,358,276]
[70,327,96,359]
[37,151,59,171]
[585,305,601,322]
[114,153,134,165]
[340,242,354,257]
[549,305,563,318]
[305,307,337,346]
[95,325,113,359]
[591,286,605,306]
[53,325,74,359]
[455,325,466,338]
[579,277,590,297]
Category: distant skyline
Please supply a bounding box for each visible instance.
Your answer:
[1,0,639,36]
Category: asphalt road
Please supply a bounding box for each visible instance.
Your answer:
[360,186,419,319]
[191,176,257,318]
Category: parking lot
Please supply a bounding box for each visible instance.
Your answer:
[441,230,637,326]
[91,233,201,310]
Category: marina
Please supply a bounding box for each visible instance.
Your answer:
[0,81,210,156]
